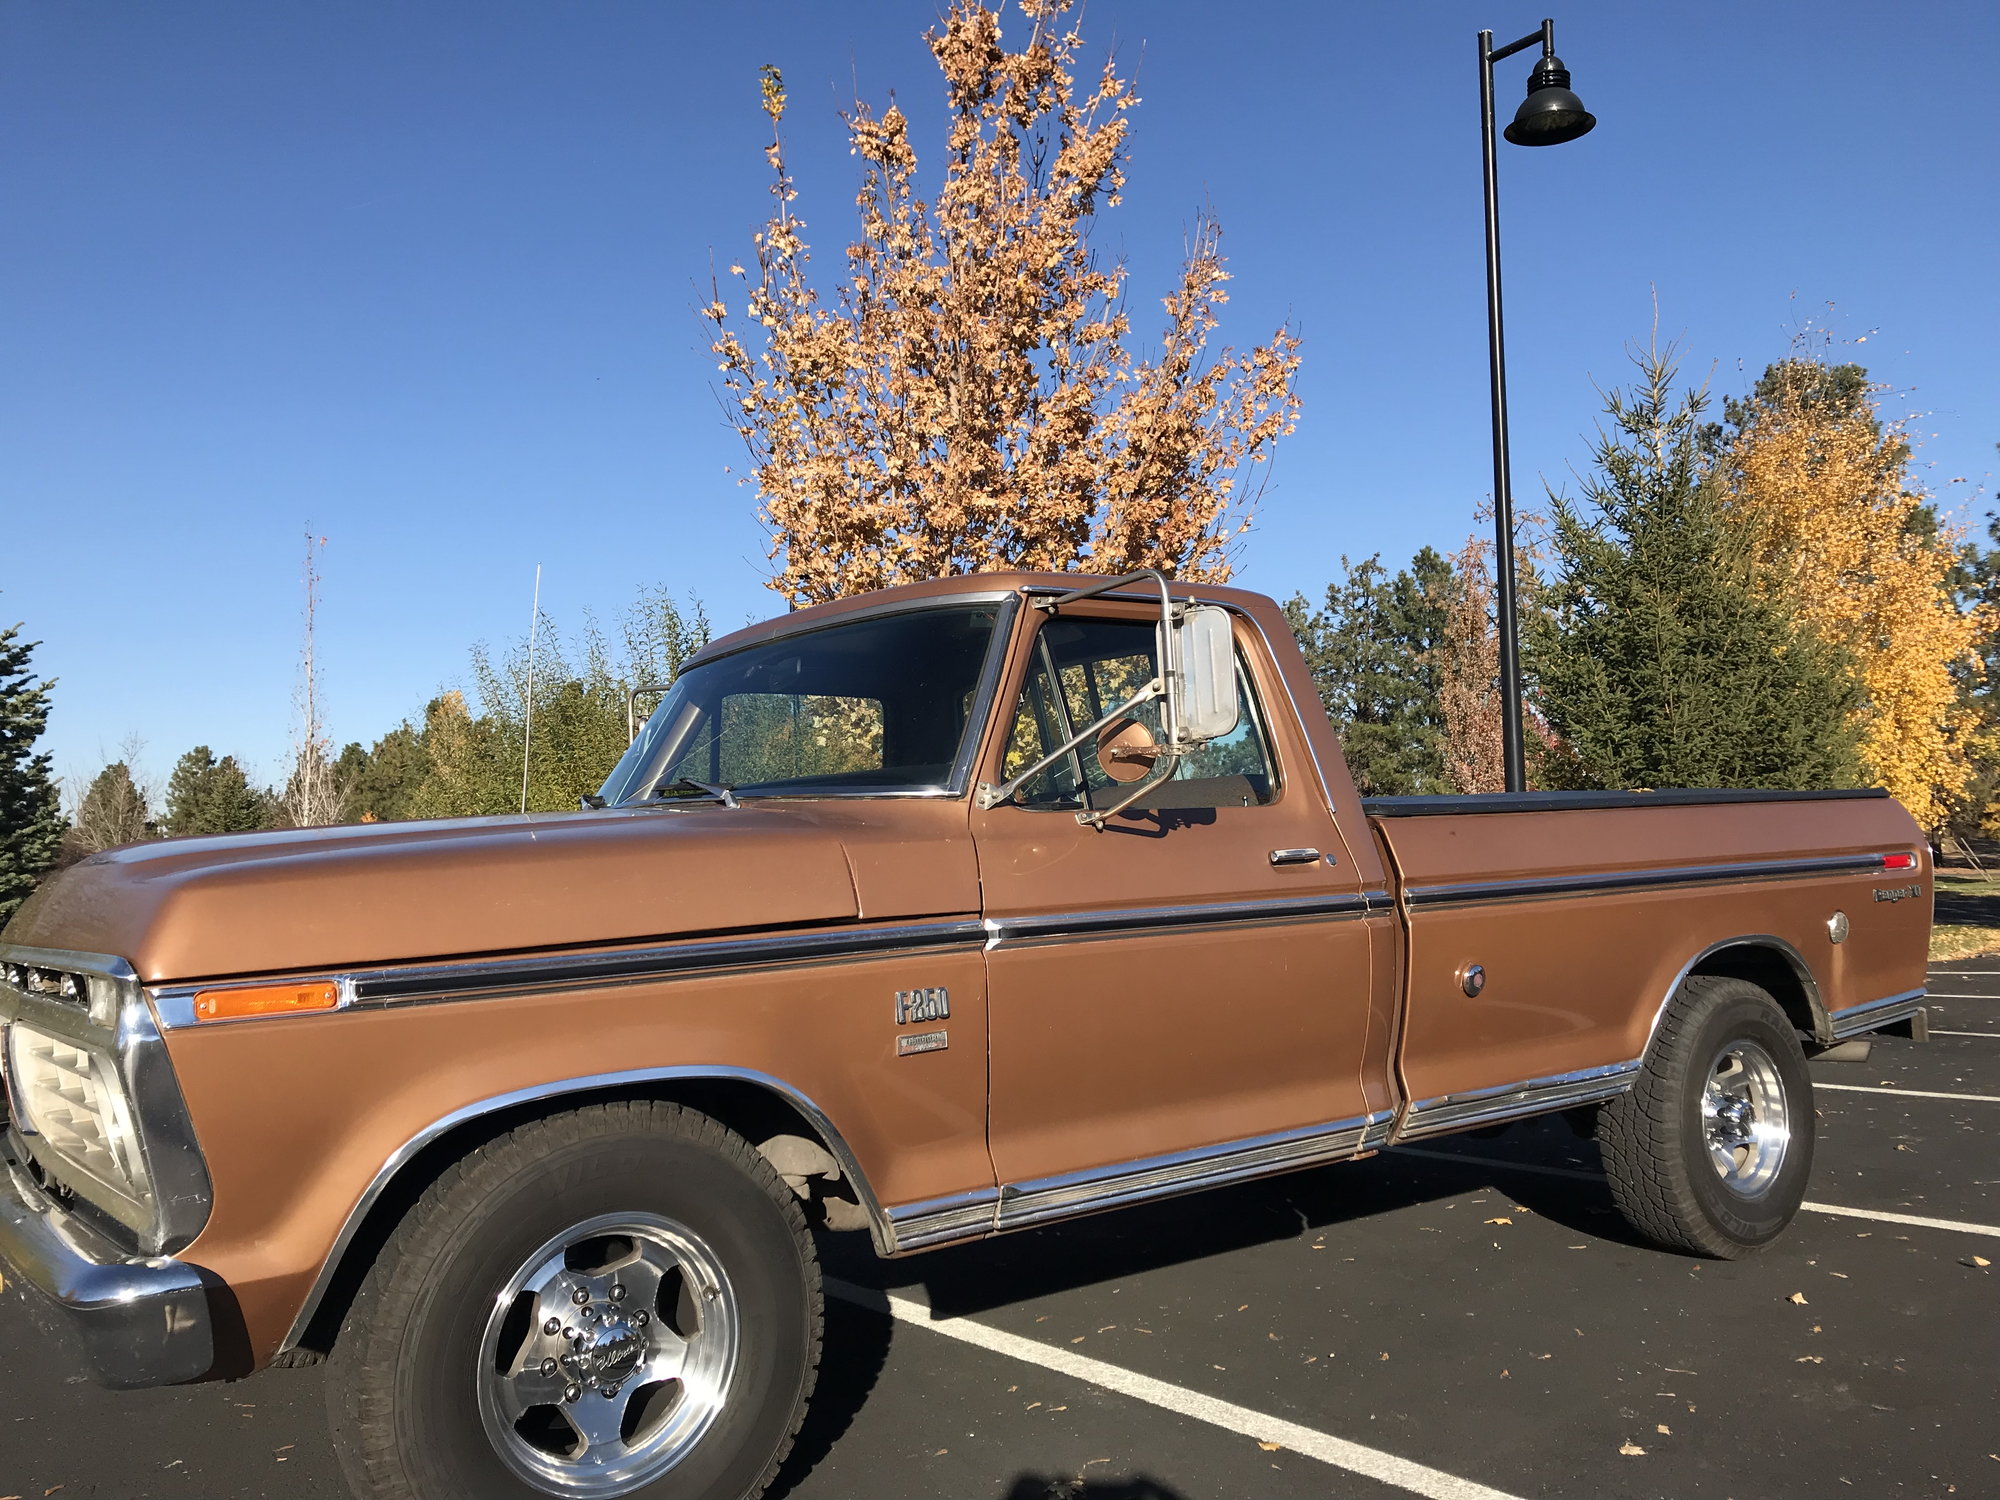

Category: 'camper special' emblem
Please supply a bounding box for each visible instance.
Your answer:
[895,987,950,1025]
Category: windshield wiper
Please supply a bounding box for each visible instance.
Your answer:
[650,777,740,808]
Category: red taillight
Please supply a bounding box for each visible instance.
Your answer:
[1881,852,1918,871]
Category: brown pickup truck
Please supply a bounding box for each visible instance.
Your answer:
[1,570,1930,1500]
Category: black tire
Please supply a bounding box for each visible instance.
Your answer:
[1598,975,1814,1259]
[326,1100,821,1500]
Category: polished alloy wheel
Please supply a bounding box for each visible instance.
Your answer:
[1701,1038,1790,1197]
[476,1211,740,1497]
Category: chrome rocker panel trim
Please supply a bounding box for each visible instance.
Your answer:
[0,1161,214,1388]
[883,1112,1393,1252]
[1396,1061,1643,1141]
[1829,988,1928,1041]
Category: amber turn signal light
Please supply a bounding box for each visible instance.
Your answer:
[193,981,341,1022]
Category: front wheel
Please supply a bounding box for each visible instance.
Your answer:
[327,1100,821,1500]
[1598,975,1814,1258]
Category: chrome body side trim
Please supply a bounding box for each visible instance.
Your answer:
[0,1160,215,1388]
[994,1112,1386,1234]
[1402,853,1888,909]
[987,892,1371,947]
[151,918,989,1026]
[1828,988,1927,1041]
[1396,1061,1641,1141]
[278,1064,895,1354]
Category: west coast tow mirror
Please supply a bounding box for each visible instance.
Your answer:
[1171,605,1239,744]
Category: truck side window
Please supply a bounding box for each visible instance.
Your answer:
[1000,617,1277,810]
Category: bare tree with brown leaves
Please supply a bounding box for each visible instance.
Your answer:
[707,0,1302,606]
[1436,533,1506,794]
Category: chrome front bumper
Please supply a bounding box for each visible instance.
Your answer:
[0,1162,214,1388]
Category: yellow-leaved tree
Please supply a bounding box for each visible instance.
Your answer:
[706,0,1302,606]
[1721,355,1986,828]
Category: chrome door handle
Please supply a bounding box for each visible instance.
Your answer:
[1269,848,1322,867]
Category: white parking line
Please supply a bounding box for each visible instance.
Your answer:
[1387,1148,2000,1240]
[1917,992,2000,1000]
[826,1279,1525,1500]
[1931,1029,1999,1038]
[1816,1082,2000,1102]
[1800,1202,2000,1237]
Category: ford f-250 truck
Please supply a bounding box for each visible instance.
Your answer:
[1,570,1930,1500]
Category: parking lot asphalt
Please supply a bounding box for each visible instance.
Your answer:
[3,963,1995,1500]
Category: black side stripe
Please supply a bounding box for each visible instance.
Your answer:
[349,919,988,1005]
[1403,853,1888,909]
[989,891,1375,943]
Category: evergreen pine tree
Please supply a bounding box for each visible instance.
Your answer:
[0,620,65,927]
[1284,548,1453,795]
[338,724,431,823]
[1528,342,1864,791]
[161,747,271,837]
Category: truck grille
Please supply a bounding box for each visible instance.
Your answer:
[1,961,88,1013]
[5,1023,151,1214]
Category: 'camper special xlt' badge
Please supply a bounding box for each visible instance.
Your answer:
[895,987,950,1024]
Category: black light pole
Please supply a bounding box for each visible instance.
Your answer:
[1478,18,1595,793]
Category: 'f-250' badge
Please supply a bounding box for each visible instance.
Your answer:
[895,986,950,1024]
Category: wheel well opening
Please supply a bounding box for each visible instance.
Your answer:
[287,1078,862,1361]
[1688,943,1823,1042]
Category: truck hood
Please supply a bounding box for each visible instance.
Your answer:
[2,806,886,984]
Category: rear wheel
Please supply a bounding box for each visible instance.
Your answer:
[327,1100,820,1500]
[1598,975,1814,1258]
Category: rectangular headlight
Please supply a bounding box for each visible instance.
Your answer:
[6,1021,157,1229]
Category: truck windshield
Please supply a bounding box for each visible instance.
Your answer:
[598,605,1002,805]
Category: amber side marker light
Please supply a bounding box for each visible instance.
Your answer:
[193,981,341,1022]
[1881,852,1919,872]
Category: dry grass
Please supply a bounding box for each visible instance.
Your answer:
[1935,870,2000,897]
[1930,924,2000,962]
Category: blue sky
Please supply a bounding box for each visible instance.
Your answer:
[4,1,1996,794]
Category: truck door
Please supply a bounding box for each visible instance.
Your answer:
[970,599,1379,1228]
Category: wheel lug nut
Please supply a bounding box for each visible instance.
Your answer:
[634,1310,650,1327]
[540,1357,558,1376]
[609,1283,625,1302]
[563,1382,581,1404]
[543,1317,561,1335]
[571,1288,590,1305]
[581,1306,598,1322]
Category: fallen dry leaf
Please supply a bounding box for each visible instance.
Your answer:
[1484,1217,1513,1226]
[1968,1256,1992,1268]
[1787,1292,1809,1305]
[1656,1424,1671,1435]
[1070,1336,1086,1344]
[1258,1442,1282,1452]
[1797,1355,1824,1364]
[1619,1442,1646,1456]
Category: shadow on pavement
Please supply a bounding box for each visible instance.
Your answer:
[1001,1477,1191,1499]
[765,1289,895,1500]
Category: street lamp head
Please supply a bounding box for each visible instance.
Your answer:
[1504,54,1595,147]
